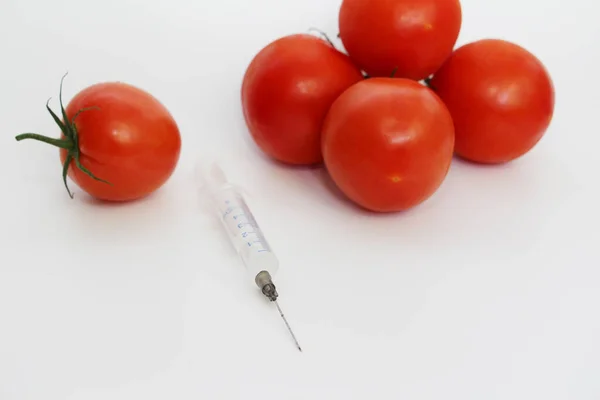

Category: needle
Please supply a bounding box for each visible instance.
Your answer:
[256,271,302,352]
[275,300,302,352]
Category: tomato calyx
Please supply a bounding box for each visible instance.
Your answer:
[14,73,111,199]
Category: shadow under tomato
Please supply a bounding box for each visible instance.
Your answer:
[78,188,163,207]
[450,153,523,171]
[65,180,181,245]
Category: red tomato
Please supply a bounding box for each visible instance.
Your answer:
[322,78,455,212]
[15,77,181,201]
[241,33,364,165]
[429,39,555,164]
[338,0,462,81]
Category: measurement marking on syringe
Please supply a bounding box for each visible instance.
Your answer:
[223,208,245,218]
[218,194,269,252]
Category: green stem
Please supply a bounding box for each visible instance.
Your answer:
[58,72,74,138]
[15,133,73,150]
[62,153,74,199]
[46,98,68,135]
[71,106,100,123]
[14,73,111,198]
[74,156,110,184]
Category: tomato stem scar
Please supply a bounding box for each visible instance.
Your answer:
[390,66,399,78]
[14,72,111,198]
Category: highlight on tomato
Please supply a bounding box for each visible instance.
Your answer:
[15,74,182,201]
[321,78,455,213]
[428,39,555,164]
[338,0,462,81]
[241,33,364,165]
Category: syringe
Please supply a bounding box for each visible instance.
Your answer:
[198,162,302,352]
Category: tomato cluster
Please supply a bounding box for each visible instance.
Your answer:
[14,0,554,210]
[241,0,555,213]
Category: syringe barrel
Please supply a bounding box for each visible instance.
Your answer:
[201,164,279,281]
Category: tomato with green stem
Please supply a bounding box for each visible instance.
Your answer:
[15,74,181,201]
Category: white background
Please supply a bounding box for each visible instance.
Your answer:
[1,0,598,399]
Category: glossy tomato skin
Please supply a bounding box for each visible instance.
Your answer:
[322,78,455,212]
[241,34,364,165]
[339,0,462,81]
[430,39,555,164]
[59,82,181,201]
